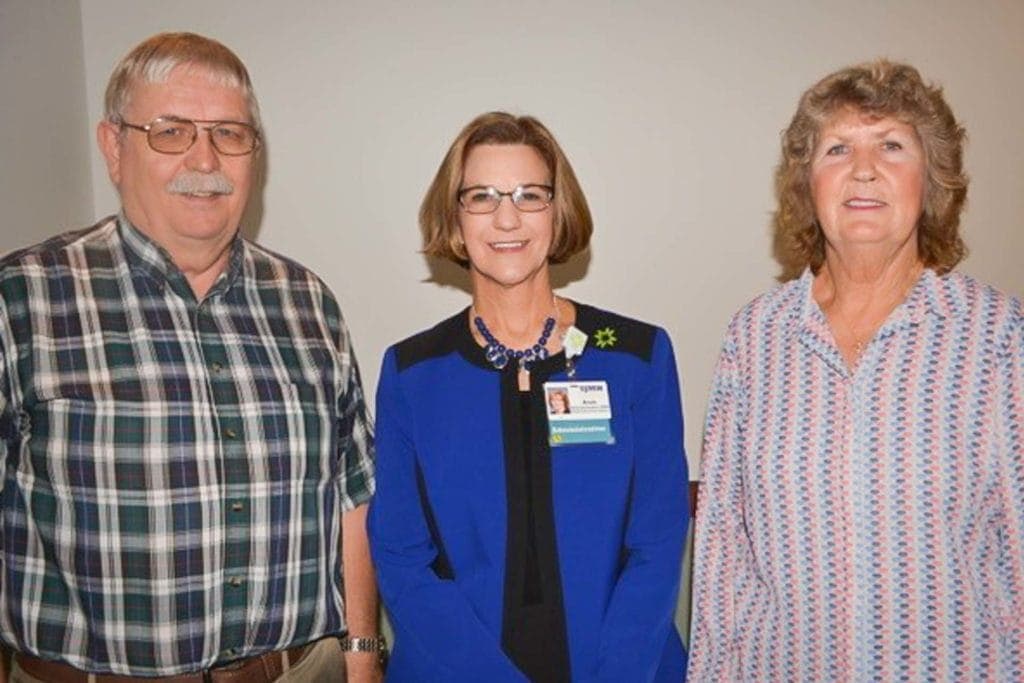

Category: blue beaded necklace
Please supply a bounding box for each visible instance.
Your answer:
[473,314,556,371]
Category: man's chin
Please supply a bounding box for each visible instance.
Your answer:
[165,216,240,244]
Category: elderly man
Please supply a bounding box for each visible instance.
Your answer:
[0,33,382,682]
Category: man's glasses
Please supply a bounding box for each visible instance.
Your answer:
[457,184,554,214]
[118,117,261,156]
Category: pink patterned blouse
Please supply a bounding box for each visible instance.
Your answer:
[688,269,1023,681]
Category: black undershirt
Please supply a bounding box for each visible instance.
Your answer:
[501,390,569,682]
[520,391,544,606]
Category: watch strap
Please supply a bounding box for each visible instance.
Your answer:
[340,636,387,653]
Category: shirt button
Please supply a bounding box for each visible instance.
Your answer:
[231,501,244,512]
[228,576,244,587]
[221,648,238,658]
[211,361,224,373]
[223,427,237,439]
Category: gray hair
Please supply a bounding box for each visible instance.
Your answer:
[104,32,262,130]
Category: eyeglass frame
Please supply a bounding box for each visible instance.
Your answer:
[116,116,262,156]
[457,184,555,214]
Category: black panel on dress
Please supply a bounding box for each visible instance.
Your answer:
[573,304,659,363]
[392,302,661,375]
[500,373,571,683]
[394,310,465,372]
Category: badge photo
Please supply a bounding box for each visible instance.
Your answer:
[543,380,614,446]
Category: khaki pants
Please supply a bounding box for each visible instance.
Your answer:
[10,638,347,683]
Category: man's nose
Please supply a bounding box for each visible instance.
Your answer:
[183,129,221,172]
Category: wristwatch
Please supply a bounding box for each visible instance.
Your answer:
[340,636,388,654]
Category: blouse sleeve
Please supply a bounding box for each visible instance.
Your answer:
[994,314,1024,666]
[591,329,690,682]
[367,348,528,682]
[686,326,755,681]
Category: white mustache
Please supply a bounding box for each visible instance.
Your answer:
[166,172,234,195]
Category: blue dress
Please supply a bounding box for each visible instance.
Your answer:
[369,303,689,682]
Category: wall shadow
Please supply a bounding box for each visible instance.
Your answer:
[550,247,592,290]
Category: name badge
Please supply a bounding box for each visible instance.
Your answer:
[543,380,615,446]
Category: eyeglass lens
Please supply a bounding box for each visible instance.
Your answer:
[145,119,258,155]
[459,185,552,214]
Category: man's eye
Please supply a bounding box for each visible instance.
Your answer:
[882,140,903,151]
[155,125,188,137]
[825,144,847,155]
[214,126,249,142]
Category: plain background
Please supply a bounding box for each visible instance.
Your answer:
[4,1,1022,475]
[3,0,1023,634]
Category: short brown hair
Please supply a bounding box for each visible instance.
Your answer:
[104,32,261,130]
[773,59,967,280]
[420,112,592,266]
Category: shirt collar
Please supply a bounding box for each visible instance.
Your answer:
[915,267,965,320]
[793,265,950,377]
[795,265,953,328]
[116,212,245,300]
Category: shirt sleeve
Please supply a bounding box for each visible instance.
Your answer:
[994,313,1024,668]
[0,296,14,475]
[591,329,690,682]
[336,319,375,511]
[367,348,528,682]
[686,325,754,681]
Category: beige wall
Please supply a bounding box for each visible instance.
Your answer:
[75,1,1024,478]
[0,0,93,253]
[5,0,1022,643]
[2,0,1019,476]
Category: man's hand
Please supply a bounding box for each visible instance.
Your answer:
[345,651,383,683]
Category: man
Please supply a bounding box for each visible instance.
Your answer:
[0,33,382,682]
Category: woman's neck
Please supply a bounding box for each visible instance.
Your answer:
[471,276,557,349]
[814,245,923,314]
[814,247,924,368]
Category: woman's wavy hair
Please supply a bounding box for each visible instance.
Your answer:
[773,59,967,280]
[420,112,592,267]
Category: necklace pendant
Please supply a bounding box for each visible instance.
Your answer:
[485,344,509,369]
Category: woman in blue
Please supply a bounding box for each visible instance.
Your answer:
[368,112,689,682]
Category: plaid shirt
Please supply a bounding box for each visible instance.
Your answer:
[0,216,375,676]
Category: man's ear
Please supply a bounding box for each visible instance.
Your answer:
[97,119,123,186]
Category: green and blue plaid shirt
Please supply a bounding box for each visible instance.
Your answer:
[0,215,375,675]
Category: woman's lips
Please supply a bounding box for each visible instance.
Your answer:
[489,240,529,251]
[843,197,886,208]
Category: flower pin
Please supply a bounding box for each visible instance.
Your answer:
[594,327,617,349]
